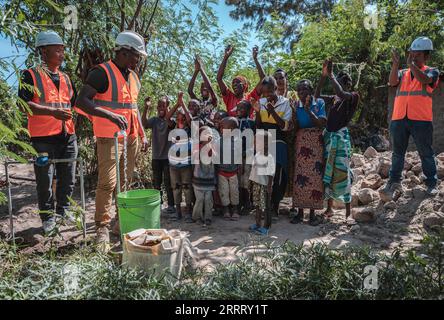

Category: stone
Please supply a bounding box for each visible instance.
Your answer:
[370,134,390,152]
[377,158,391,179]
[352,168,364,177]
[403,160,413,171]
[361,173,384,190]
[433,202,443,212]
[405,171,415,179]
[423,212,444,229]
[384,201,397,211]
[351,194,360,207]
[351,154,365,167]
[354,175,364,184]
[412,164,422,176]
[412,186,427,200]
[363,146,378,159]
[437,161,444,179]
[358,188,376,205]
[437,152,444,162]
[332,200,345,209]
[364,147,378,159]
[406,175,421,188]
[352,208,376,223]
[350,224,361,232]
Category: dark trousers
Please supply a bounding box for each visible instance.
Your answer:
[389,119,437,187]
[271,164,287,211]
[152,159,174,207]
[32,135,78,221]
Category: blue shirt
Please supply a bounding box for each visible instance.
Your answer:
[295,98,326,129]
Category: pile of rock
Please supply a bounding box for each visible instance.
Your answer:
[348,147,444,229]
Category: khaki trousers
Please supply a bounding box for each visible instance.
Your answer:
[217,174,239,207]
[95,136,139,227]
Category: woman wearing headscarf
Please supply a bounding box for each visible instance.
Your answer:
[290,80,327,226]
[315,59,360,219]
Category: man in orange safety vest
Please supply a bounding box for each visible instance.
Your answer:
[76,31,149,251]
[381,36,440,201]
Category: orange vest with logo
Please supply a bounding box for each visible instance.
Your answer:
[27,67,75,137]
[91,61,141,138]
[392,65,435,121]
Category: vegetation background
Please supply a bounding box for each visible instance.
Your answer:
[0,0,443,199]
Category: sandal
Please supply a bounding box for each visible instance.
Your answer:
[255,227,269,236]
[231,213,240,221]
[249,224,260,232]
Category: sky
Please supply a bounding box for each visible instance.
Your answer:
[213,1,257,46]
[0,1,254,86]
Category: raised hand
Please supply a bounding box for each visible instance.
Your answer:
[144,97,152,109]
[406,52,413,67]
[195,54,204,70]
[178,91,184,106]
[252,45,259,60]
[224,45,234,58]
[391,49,400,66]
[322,59,333,77]
[194,56,200,72]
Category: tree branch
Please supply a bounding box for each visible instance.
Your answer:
[128,0,144,31]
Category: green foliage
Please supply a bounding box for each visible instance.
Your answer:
[1,0,443,187]
[1,230,443,299]
[277,0,444,128]
[225,0,336,48]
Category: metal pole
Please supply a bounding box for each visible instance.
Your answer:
[4,162,15,247]
[79,158,86,241]
[4,157,85,246]
[114,134,121,195]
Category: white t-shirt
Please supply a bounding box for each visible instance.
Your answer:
[249,152,276,186]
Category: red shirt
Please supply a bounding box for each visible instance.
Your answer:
[222,86,260,118]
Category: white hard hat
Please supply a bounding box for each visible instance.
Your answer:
[410,37,434,51]
[115,30,147,57]
[35,30,64,48]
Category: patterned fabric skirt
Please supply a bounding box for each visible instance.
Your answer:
[323,127,353,204]
[293,128,325,210]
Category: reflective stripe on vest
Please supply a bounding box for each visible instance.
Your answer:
[91,61,141,138]
[92,100,137,109]
[27,67,75,137]
[392,66,434,121]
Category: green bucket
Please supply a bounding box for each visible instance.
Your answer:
[117,189,161,237]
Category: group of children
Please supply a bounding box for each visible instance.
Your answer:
[142,47,359,235]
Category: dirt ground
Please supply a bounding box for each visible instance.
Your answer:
[1,152,443,265]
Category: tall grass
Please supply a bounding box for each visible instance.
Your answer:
[0,230,443,300]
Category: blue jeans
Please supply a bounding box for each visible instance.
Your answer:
[389,119,437,187]
[32,134,78,221]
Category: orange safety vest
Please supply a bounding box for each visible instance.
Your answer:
[392,65,435,121]
[27,67,75,137]
[91,60,142,138]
